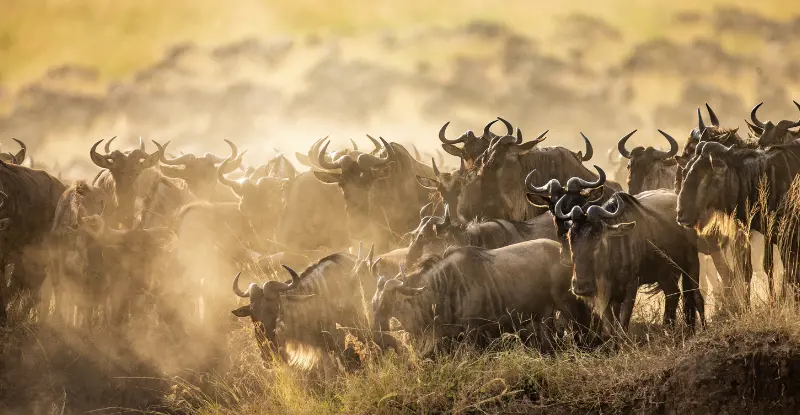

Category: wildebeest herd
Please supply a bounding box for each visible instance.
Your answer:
[2,101,800,370]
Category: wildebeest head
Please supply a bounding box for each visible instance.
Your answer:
[405,203,454,267]
[72,180,111,217]
[90,137,160,200]
[748,101,800,147]
[438,118,514,168]
[618,129,679,194]
[559,194,635,296]
[526,165,608,263]
[77,213,174,252]
[231,268,313,354]
[218,156,289,224]
[312,137,396,238]
[675,104,741,168]
[676,141,738,232]
[371,265,426,333]
[152,139,245,199]
[0,139,27,165]
[416,157,466,216]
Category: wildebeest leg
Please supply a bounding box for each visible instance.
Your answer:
[618,280,638,332]
[764,237,775,305]
[0,256,6,325]
[682,254,701,330]
[538,315,557,355]
[661,280,680,328]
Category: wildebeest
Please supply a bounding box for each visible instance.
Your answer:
[677,140,800,301]
[90,137,160,228]
[415,157,467,219]
[0,138,27,165]
[559,190,704,336]
[0,160,66,324]
[437,118,513,168]
[748,101,800,147]
[404,204,558,267]
[231,247,378,369]
[151,139,245,201]
[313,137,435,250]
[617,129,679,194]
[475,130,621,221]
[371,241,593,353]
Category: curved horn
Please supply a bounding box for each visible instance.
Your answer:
[350,138,359,151]
[497,117,513,136]
[654,130,679,159]
[217,156,243,195]
[139,137,146,152]
[750,102,766,129]
[572,165,606,189]
[232,272,250,298]
[104,136,116,154]
[586,194,625,220]
[431,157,440,176]
[317,140,343,170]
[90,138,113,169]
[617,130,635,159]
[438,122,465,144]
[524,169,550,194]
[553,196,573,220]
[697,107,707,132]
[279,265,302,291]
[706,103,720,127]
[152,140,194,166]
[366,134,382,153]
[357,138,393,169]
[790,100,800,128]
[11,138,26,163]
[412,144,422,161]
[579,132,593,161]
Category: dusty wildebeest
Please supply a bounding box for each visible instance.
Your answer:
[617,129,679,194]
[371,241,594,354]
[231,247,378,370]
[415,157,468,220]
[437,118,513,169]
[560,190,705,337]
[0,160,66,324]
[677,140,800,302]
[404,203,557,267]
[151,139,245,201]
[90,137,160,229]
[313,137,435,251]
[748,101,800,147]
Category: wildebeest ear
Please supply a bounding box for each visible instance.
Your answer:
[525,193,551,208]
[399,285,426,296]
[313,171,342,184]
[0,218,10,231]
[441,144,462,158]
[416,175,440,190]
[231,305,252,318]
[295,152,312,167]
[142,151,160,169]
[518,141,540,151]
[605,221,636,237]
[581,187,605,204]
[675,155,690,168]
[285,294,315,302]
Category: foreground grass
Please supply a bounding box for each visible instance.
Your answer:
[3,0,800,88]
[163,300,800,414]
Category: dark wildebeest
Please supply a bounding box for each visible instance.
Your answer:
[437,118,513,169]
[475,130,622,221]
[0,138,27,165]
[617,130,679,194]
[313,137,435,251]
[231,248,378,370]
[404,203,557,267]
[677,140,800,302]
[371,241,593,353]
[415,158,467,219]
[90,137,160,229]
[0,160,66,324]
[295,136,377,170]
[560,190,704,336]
[748,101,800,147]
[241,152,299,181]
[151,139,244,201]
